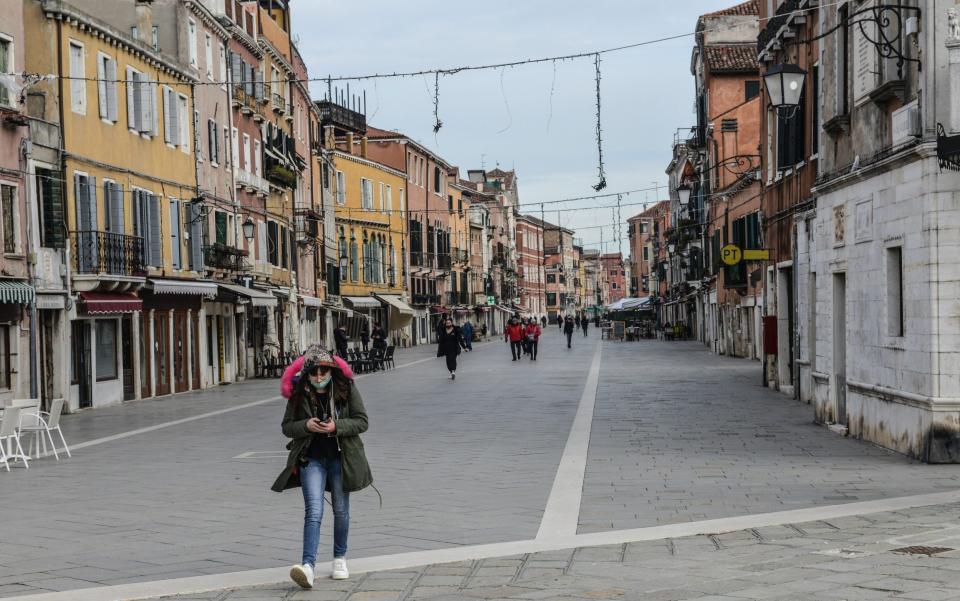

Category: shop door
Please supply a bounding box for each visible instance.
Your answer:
[71,321,92,409]
[833,273,847,425]
[140,314,152,398]
[192,313,201,389]
[173,311,189,393]
[121,316,135,400]
[217,315,226,383]
[154,311,171,396]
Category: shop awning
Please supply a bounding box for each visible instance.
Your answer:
[149,279,218,296]
[344,296,381,310]
[78,291,142,314]
[0,280,34,304]
[375,294,414,328]
[324,302,353,316]
[299,295,322,307]
[218,283,278,307]
[374,294,414,316]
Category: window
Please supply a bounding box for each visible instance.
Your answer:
[338,229,347,282]
[127,68,157,135]
[386,185,393,213]
[1,185,16,254]
[169,199,181,269]
[132,189,163,267]
[102,180,123,235]
[178,94,190,153]
[379,182,386,212]
[643,247,649,261]
[69,41,86,114]
[254,140,262,176]
[208,119,219,165]
[547,274,556,284]
[361,178,373,209]
[188,19,198,67]
[204,33,213,80]
[242,133,251,170]
[350,233,359,281]
[218,43,227,86]
[433,166,441,194]
[640,222,647,234]
[745,80,760,101]
[811,63,820,156]
[611,282,617,290]
[887,246,903,336]
[336,170,345,204]
[322,163,330,189]
[266,220,279,265]
[231,127,239,167]
[37,168,65,248]
[96,320,118,380]
[162,87,179,145]
[95,53,118,122]
[776,90,805,170]
[837,4,850,116]
[0,36,11,108]
[546,293,557,306]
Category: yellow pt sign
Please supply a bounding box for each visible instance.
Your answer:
[721,244,742,266]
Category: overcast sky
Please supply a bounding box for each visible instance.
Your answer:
[291,0,740,254]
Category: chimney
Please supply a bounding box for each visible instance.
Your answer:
[135,0,153,45]
[345,132,354,156]
[360,136,368,159]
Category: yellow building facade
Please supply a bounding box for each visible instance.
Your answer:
[331,149,409,342]
[27,2,203,410]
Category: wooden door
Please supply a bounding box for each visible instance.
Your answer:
[121,316,135,400]
[154,311,171,396]
[192,313,201,389]
[173,311,189,393]
[140,313,152,398]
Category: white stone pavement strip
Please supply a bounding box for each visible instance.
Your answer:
[9,489,960,601]
[536,341,602,541]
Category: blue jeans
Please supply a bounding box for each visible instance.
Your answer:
[300,456,349,566]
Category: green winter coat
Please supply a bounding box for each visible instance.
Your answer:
[271,382,372,493]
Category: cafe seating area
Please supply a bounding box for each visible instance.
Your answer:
[0,398,71,471]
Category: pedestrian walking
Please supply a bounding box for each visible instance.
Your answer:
[371,323,387,352]
[274,345,371,589]
[461,320,474,351]
[581,317,589,337]
[564,315,575,349]
[359,325,370,352]
[525,318,541,361]
[557,314,563,331]
[334,324,349,359]
[505,317,525,361]
[437,317,465,379]
[481,323,488,339]
[540,315,547,328]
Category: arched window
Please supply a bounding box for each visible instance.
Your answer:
[362,231,369,283]
[338,228,347,282]
[349,230,358,281]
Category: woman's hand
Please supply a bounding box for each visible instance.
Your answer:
[317,419,337,434]
[306,417,324,433]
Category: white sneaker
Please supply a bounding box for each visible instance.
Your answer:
[290,563,314,589]
[332,557,349,580]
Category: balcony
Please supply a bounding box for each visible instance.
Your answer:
[445,291,469,306]
[71,231,146,277]
[316,99,367,135]
[410,251,425,268]
[411,294,440,306]
[233,85,266,122]
[203,243,249,272]
[451,248,469,264]
[436,254,452,270]
[272,93,287,115]
[235,168,269,194]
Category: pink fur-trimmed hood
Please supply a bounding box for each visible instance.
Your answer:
[280,354,355,399]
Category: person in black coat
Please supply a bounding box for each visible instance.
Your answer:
[436,316,465,380]
[371,323,387,351]
[359,324,370,352]
[564,315,576,349]
[334,325,349,358]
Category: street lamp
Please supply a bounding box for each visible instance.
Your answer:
[667,243,676,254]
[242,217,256,242]
[676,184,692,207]
[763,63,806,112]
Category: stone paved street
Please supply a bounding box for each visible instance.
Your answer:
[2,332,960,600]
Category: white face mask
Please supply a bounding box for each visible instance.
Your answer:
[311,374,332,390]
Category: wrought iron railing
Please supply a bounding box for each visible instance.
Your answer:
[436,254,452,270]
[71,230,145,276]
[445,291,468,306]
[203,243,249,271]
[411,294,440,306]
[316,99,367,134]
[410,251,425,267]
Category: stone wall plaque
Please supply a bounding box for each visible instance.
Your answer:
[855,198,874,243]
[834,205,846,246]
[853,6,880,105]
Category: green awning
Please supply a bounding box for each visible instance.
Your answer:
[0,280,34,304]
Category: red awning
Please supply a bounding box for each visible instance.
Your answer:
[78,292,143,315]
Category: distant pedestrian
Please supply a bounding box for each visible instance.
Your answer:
[525,318,541,361]
[481,323,488,338]
[334,325,349,358]
[505,317,525,361]
[564,315,575,349]
[359,325,370,352]
[581,317,589,337]
[437,317,465,380]
[540,315,547,328]
[574,314,581,329]
[461,321,474,351]
[274,344,371,589]
[371,323,387,352]
[557,314,563,330]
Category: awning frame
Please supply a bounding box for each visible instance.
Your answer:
[344,296,382,310]
[218,283,279,308]
[149,279,218,297]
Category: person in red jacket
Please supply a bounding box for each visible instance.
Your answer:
[505,317,525,361]
[524,318,542,361]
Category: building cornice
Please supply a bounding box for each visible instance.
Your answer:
[184,0,230,42]
[331,150,407,179]
[258,37,293,74]
[43,0,196,83]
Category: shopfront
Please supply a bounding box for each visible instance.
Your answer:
[70,292,141,411]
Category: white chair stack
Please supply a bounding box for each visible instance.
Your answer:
[18,398,71,460]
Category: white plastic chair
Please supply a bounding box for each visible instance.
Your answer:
[0,407,29,471]
[19,399,70,460]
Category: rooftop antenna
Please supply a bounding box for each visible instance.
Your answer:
[481,154,486,170]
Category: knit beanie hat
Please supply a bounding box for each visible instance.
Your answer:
[301,343,338,373]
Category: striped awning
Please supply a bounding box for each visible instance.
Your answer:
[0,280,35,304]
[299,295,322,307]
[78,292,142,314]
[344,296,381,310]
[149,279,218,296]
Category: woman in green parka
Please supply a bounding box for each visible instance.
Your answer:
[273,344,372,590]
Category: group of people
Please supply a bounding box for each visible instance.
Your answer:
[332,322,388,359]
[504,316,542,360]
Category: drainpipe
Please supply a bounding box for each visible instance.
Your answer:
[23,138,38,400]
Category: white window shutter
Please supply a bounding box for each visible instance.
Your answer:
[162,87,172,144]
[149,194,162,266]
[106,58,118,122]
[111,182,124,234]
[126,67,137,129]
[97,56,107,119]
[150,81,159,136]
[168,89,180,146]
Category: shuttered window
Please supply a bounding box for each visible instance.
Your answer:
[208,119,219,164]
[97,53,118,122]
[267,220,279,266]
[776,90,805,170]
[169,199,182,270]
[74,173,97,272]
[37,168,65,249]
[69,42,86,114]
[132,190,162,267]
[103,181,124,234]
